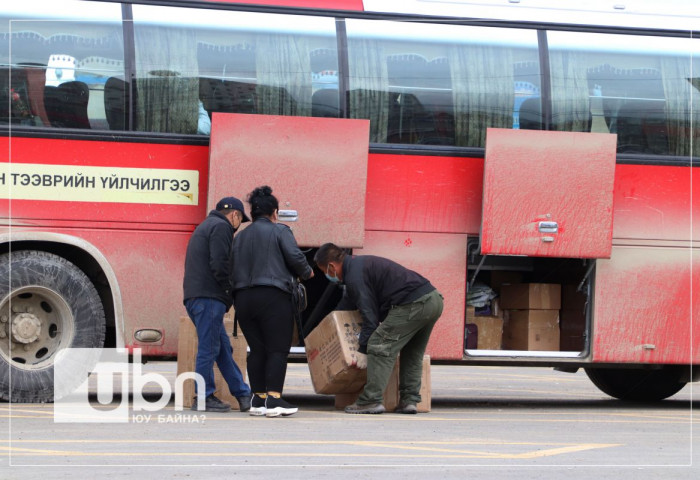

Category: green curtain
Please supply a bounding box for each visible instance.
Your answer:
[448,43,514,147]
[255,34,312,116]
[548,50,591,132]
[134,26,199,134]
[347,38,389,143]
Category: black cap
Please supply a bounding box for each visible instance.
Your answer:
[216,196,250,222]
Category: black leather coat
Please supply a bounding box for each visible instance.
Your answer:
[231,217,313,295]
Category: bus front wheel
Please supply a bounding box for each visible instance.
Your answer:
[0,250,106,403]
[585,366,687,401]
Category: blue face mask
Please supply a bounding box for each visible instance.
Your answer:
[325,265,340,284]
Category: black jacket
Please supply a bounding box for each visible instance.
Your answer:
[340,255,435,353]
[231,217,313,295]
[183,210,235,309]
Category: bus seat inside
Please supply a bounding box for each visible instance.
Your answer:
[44,80,91,129]
[104,76,130,131]
[311,88,340,118]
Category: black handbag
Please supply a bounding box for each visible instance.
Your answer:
[292,279,308,313]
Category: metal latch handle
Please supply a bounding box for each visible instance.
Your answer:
[538,221,558,233]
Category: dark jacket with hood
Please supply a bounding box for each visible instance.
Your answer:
[183,210,235,309]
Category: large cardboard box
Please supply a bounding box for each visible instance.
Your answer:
[334,355,431,412]
[176,315,248,409]
[503,310,560,351]
[466,306,503,350]
[305,310,367,394]
[500,283,561,310]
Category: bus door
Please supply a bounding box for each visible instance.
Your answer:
[471,128,617,357]
[207,112,370,332]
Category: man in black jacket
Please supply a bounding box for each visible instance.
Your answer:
[314,243,443,414]
[183,196,252,412]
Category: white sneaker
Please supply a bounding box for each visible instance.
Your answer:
[265,396,298,417]
[249,394,266,417]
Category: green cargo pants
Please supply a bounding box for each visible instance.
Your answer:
[357,289,444,406]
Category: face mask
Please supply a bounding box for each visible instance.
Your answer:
[325,265,340,284]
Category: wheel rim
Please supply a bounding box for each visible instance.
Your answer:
[0,286,75,370]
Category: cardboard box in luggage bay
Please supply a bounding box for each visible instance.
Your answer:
[502,310,560,351]
[334,355,431,412]
[466,306,503,350]
[305,310,367,394]
[176,314,248,409]
[500,283,561,310]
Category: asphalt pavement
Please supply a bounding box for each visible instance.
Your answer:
[1,362,698,479]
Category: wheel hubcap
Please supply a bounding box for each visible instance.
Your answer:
[11,313,42,344]
[0,286,75,370]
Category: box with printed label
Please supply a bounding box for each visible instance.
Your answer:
[334,355,431,412]
[305,310,367,394]
[176,314,248,409]
[500,283,561,310]
[503,310,560,351]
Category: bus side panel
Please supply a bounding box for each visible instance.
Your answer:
[1,137,209,227]
[592,245,699,364]
[21,225,191,356]
[355,230,467,361]
[613,164,696,242]
[365,153,482,234]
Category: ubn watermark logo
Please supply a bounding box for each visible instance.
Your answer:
[53,348,206,423]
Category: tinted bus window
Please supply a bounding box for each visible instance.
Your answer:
[132,6,338,135]
[548,31,700,157]
[345,20,540,146]
[0,1,124,129]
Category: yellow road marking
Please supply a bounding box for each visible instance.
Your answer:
[0,440,621,460]
[1,413,695,423]
[0,439,602,445]
[357,441,620,459]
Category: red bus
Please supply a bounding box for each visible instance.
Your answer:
[1,0,698,403]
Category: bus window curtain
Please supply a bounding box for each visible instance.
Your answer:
[548,50,591,132]
[134,26,199,134]
[448,43,514,147]
[255,34,312,117]
[661,56,699,157]
[347,38,389,143]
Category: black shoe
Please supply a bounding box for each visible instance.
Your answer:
[250,394,266,416]
[344,402,385,414]
[394,403,418,414]
[265,396,298,417]
[191,394,231,412]
[236,395,251,412]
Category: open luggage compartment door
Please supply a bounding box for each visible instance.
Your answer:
[481,128,617,258]
[208,113,370,247]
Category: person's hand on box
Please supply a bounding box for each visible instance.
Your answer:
[352,352,367,369]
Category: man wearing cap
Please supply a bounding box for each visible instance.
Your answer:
[183,196,252,412]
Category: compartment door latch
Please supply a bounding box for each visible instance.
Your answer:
[538,221,558,233]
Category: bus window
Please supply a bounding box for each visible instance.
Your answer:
[0,1,124,130]
[345,19,540,146]
[132,6,338,135]
[548,31,700,157]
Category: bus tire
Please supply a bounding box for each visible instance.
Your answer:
[584,366,687,401]
[0,250,106,403]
